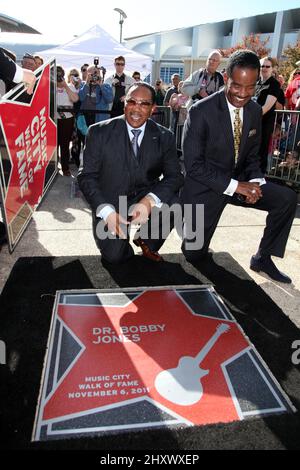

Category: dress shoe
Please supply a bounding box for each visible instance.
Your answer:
[250,255,292,284]
[133,238,163,262]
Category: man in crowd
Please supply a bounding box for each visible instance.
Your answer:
[181,49,297,284]
[105,56,135,118]
[78,82,183,264]
[182,50,224,103]
[132,71,141,82]
[164,74,181,134]
[163,73,180,106]
[80,63,89,82]
[21,52,37,71]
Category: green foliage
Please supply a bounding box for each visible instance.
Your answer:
[278,39,300,84]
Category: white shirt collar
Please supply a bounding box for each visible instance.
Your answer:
[126,121,147,144]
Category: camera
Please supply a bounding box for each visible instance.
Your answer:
[90,72,100,84]
[94,57,99,67]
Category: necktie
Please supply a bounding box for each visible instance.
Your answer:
[131,129,142,158]
[233,108,242,162]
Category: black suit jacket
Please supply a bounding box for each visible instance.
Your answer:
[0,48,17,82]
[182,89,263,202]
[78,116,183,214]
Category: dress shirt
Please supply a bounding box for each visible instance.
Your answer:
[223,98,265,196]
[13,65,25,84]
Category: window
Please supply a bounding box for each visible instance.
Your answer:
[160,65,184,85]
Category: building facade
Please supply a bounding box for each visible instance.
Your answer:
[125,8,300,84]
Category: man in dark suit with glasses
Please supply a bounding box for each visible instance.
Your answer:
[78,82,183,264]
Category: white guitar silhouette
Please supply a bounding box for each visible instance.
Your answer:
[155,323,230,406]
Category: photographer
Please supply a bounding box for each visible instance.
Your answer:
[79,61,113,126]
[105,56,135,117]
[56,65,79,176]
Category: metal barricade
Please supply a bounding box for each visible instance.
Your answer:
[267,110,300,189]
[151,106,171,128]
[175,107,188,154]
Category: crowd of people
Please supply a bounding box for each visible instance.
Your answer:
[0,47,299,286]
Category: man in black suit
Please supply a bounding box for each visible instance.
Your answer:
[78,82,183,264]
[0,48,36,94]
[181,50,297,283]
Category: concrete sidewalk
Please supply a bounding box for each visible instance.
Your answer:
[1,168,299,328]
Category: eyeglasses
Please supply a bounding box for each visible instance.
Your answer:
[126,98,153,108]
[115,62,125,66]
[261,65,271,68]
[81,68,87,72]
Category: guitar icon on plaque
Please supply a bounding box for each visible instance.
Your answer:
[155,323,230,406]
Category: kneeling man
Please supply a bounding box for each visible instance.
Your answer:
[181,50,297,283]
[78,82,183,264]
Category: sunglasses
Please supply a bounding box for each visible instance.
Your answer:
[126,98,152,108]
[23,53,35,59]
[115,62,125,66]
[81,68,87,72]
[261,65,271,68]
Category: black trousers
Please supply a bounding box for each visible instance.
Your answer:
[182,182,297,263]
[92,194,180,264]
[57,117,74,172]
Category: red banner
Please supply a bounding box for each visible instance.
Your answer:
[0,61,57,251]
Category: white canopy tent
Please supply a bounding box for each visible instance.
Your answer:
[36,25,152,78]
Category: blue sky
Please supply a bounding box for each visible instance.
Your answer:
[1,0,300,42]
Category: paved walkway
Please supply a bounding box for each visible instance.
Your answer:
[1,168,299,328]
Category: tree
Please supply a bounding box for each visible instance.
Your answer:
[220,33,270,58]
[278,39,300,84]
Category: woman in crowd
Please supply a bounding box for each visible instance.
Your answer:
[56,65,79,176]
[255,56,281,173]
[285,69,300,110]
[67,69,84,168]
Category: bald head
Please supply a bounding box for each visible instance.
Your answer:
[206,50,222,74]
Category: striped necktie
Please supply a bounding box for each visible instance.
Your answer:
[233,108,242,162]
[131,129,142,158]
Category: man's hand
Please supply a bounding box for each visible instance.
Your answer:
[130,196,153,225]
[22,69,37,95]
[105,212,129,239]
[236,182,262,204]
